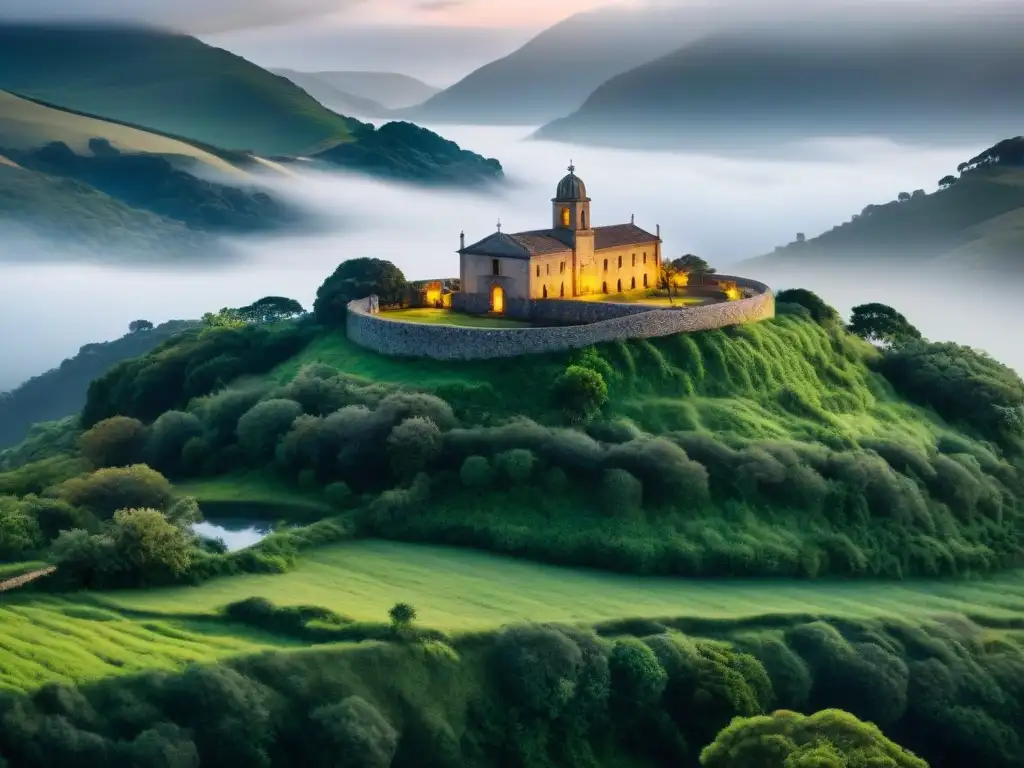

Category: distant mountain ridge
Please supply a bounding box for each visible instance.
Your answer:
[271,69,393,118]
[403,3,708,125]
[535,17,1024,151]
[280,71,440,111]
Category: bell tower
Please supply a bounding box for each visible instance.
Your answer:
[552,161,592,233]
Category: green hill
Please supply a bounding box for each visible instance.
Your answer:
[0,23,503,184]
[747,138,1024,273]
[0,320,196,450]
[535,22,1024,152]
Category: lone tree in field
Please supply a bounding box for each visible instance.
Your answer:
[128,319,154,333]
[847,303,922,347]
[388,602,417,631]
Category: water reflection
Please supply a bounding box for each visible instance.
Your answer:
[193,519,273,552]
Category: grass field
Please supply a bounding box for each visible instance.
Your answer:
[102,540,1024,632]
[0,90,245,177]
[0,594,301,692]
[380,308,532,328]
[175,472,332,520]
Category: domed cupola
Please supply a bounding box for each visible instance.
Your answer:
[555,162,589,202]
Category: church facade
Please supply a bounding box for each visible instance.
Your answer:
[456,165,662,314]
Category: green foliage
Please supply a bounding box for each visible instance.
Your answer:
[881,340,1024,445]
[237,296,305,324]
[600,468,643,516]
[146,410,203,475]
[310,696,399,768]
[387,417,442,479]
[236,399,304,461]
[495,448,537,484]
[78,416,148,469]
[0,495,44,558]
[389,602,417,629]
[609,637,668,712]
[459,456,494,489]
[82,322,316,426]
[324,482,354,510]
[52,464,173,519]
[847,303,923,347]
[774,289,840,325]
[700,708,928,768]
[671,254,715,274]
[313,258,408,326]
[553,365,609,422]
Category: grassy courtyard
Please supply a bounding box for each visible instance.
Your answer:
[578,289,715,306]
[380,307,532,328]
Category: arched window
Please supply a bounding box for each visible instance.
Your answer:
[560,282,565,297]
[617,255,622,268]
[643,252,647,264]
[603,259,608,271]
[543,285,548,298]
[559,261,565,274]
[617,279,622,292]
[602,281,607,294]
[536,265,540,277]
[632,253,636,266]
[631,276,636,289]
[492,259,500,275]
[581,211,587,229]
[561,207,570,227]
[546,263,550,275]
[643,273,648,287]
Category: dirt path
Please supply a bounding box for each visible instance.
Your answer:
[0,567,56,593]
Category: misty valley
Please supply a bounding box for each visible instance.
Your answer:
[1,6,1024,768]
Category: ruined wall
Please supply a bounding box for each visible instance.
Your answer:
[348,276,774,361]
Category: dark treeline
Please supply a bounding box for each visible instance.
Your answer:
[0,613,1016,767]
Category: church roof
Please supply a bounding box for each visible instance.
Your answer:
[461,224,660,260]
[594,223,660,250]
[461,229,572,260]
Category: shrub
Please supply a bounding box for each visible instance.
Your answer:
[774,288,840,325]
[552,365,608,422]
[601,468,643,516]
[310,696,399,768]
[495,448,537,484]
[0,496,44,558]
[609,637,668,712]
[78,417,148,468]
[146,410,203,474]
[324,482,354,509]
[387,417,443,480]
[107,508,193,581]
[492,625,584,719]
[236,399,304,461]
[544,466,570,492]
[52,465,173,519]
[699,708,928,768]
[388,602,417,629]
[459,456,493,489]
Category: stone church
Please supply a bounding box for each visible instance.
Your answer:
[455,164,662,314]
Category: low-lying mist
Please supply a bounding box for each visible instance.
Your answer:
[0,125,1012,391]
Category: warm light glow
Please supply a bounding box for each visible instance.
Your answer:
[671,272,690,288]
[425,288,442,305]
[561,207,571,227]
[490,283,504,313]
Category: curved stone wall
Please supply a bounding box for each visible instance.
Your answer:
[346,275,774,361]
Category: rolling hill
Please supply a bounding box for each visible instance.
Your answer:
[403,3,707,125]
[745,137,1024,274]
[270,69,392,118]
[301,71,440,110]
[535,20,1024,152]
[0,23,502,184]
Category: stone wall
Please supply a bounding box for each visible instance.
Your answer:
[346,275,774,361]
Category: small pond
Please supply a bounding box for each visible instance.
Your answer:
[193,519,273,552]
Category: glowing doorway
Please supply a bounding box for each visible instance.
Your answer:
[490,283,505,313]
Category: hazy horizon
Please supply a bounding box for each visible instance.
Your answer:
[4,125,1011,393]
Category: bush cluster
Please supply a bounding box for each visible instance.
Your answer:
[0,615,1016,767]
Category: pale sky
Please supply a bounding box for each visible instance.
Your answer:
[339,0,621,28]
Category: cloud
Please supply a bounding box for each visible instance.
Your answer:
[0,0,367,34]
[416,0,467,11]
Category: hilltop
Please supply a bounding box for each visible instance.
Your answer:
[0,24,502,185]
[273,70,440,115]
[535,22,1024,152]
[271,69,392,118]
[746,137,1024,274]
